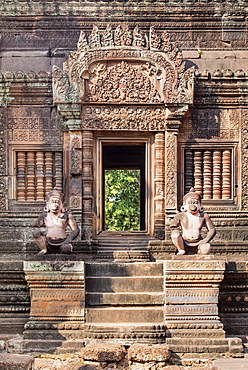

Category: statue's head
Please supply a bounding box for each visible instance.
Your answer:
[44,188,66,213]
[181,188,203,214]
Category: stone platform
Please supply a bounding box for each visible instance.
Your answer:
[18,256,244,356]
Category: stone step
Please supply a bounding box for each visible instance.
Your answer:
[85,262,163,277]
[167,338,230,346]
[86,276,163,293]
[86,292,164,306]
[168,344,229,353]
[20,339,84,353]
[85,306,164,323]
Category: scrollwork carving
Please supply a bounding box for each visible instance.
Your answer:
[82,106,166,131]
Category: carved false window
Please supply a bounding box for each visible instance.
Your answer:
[184,148,233,201]
[16,151,63,201]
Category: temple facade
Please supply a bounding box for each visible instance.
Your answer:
[0,0,248,354]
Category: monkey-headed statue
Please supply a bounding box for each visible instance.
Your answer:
[33,188,79,254]
[170,188,216,255]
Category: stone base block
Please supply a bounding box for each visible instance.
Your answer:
[84,324,166,345]
[0,318,29,337]
[13,339,84,354]
[23,320,84,340]
[166,337,243,354]
[166,321,226,339]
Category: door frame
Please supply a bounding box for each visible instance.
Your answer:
[93,132,154,237]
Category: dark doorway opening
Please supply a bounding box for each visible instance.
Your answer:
[103,145,146,231]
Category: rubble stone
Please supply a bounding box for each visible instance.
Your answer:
[81,343,127,362]
[128,344,171,362]
[0,353,34,370]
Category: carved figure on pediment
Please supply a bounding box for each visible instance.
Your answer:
[89,25,101,48]
[132,25,146,47]
[114,24,132,46]
[170,188,216,255]
[161,31,171,53]
[77,30,88,51]
[102,24,114,47]
[33,188,79,254]
[52,66,70,102]
[150,26,161,50]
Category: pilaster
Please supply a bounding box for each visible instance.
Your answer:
[23,258,85,352]
[163,259,243,355]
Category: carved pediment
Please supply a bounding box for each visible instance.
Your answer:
[53,24,194,106]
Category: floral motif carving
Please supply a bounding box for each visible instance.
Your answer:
[81,106,166,131]
[241,109,248,210]
[165,132,177,208]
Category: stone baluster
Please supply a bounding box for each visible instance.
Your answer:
[213,150,222,200]
[36,152,45,200]
[45,152,53,194]
[222,149,231,199]
[26,151,35,201]
[194,150,203,196]
[17,151,26,201]
[154,132,165,239]
[203,150,212,200]
[184,149,193,193]
[54,152,63,191]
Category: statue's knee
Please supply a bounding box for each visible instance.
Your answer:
[199,243,211,255]
[33,230,43,238]
[60,243,72,254]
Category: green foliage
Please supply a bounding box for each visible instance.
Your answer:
[105,169,140,231]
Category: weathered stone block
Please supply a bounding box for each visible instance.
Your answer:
[0,353,34,370]
[128,344,170,362]
[0,341,5,352]
[81,343,126,362]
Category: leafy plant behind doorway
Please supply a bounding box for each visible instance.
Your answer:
[105,169,140,230]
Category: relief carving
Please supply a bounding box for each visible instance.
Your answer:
[241,109,248,210]
[179,108,240,141]
[86,61,162,103]
[81,106,166,131]
[53,24,194,117]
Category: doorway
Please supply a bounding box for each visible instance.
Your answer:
[102,145,146,231]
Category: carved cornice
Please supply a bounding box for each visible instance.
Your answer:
[0,1,246,18]
[196,69,248,80]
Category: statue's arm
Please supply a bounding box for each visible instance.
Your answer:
[169,213,181,229]
[200,213,216,244]
[63,213,80,244]
[33,213,46,228]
